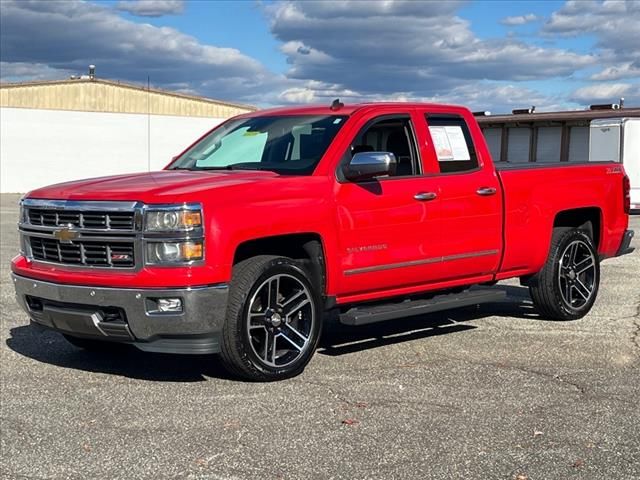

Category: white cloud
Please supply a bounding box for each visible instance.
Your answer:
[543,0,640,106]
[500,13,539,26]
[116,0,184,17]
[3,0,634,111]
[276,78,565,115]
[590,62,640,81]
[570,83,639,103]
[266,1,594,100]
[0,0,274,103]
[0,62,73,82]
[543,0,640,63]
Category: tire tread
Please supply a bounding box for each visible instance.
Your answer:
[219,255,321,381]
[529,229,599,321]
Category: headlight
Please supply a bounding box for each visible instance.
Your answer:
[145,207,202,232]
[146,241,203,265]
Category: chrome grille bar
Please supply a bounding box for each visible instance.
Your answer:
[20,199,141,270]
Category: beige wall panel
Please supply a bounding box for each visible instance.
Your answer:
[0,80,255,118]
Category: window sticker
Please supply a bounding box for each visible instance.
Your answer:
[444,126,470,161]
[429,125,471,161]
[429,127,453,161]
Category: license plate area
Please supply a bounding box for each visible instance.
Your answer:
[26,296,133,340]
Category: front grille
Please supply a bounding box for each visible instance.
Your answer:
[29,237,135,268]
[28,208,135,230]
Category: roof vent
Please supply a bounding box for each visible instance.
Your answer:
[88,64,96,80]
[512,106,535,115]
[589,103,620,110]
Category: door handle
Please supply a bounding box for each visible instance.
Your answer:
[414,192,437,201]
[476,187,497,196]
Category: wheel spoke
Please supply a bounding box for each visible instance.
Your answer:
[246,272,315,368]
[568,278,576,304]
[569,242,579,265]
[574,257,594,275]
[263,330,277,363]
[270,332,278,363]
[284,298,310,318]
[562,279,571,304]
[283,322,309,344]
[278,331,303,352]
[280,289,305,310]
[267,277,280,309]
[574,278,591,301]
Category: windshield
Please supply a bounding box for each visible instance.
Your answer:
[169,115,348,175]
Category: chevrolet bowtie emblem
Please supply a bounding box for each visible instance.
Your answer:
[53,227,80,243]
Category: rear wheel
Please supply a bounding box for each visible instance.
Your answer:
[219,255,322,381]
[529,229,600,320]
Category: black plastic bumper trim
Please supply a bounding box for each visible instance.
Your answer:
[616,230,635,257]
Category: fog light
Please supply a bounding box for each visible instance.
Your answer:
[157,298,183,313]
[146,297,184,314]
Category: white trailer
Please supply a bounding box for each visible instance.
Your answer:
[590,118,640,211]
[477,107,639,212]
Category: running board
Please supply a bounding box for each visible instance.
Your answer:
[339,288,506,326]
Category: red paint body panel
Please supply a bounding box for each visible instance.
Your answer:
[12,102,630,306]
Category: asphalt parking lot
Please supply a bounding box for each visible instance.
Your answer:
[1,193,639,480]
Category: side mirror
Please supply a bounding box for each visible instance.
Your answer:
[342,151,397,182]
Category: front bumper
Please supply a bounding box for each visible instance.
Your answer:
[616,230,635,257]
[12,273,228,354]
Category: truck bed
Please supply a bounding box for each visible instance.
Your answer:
[495,161,628,279]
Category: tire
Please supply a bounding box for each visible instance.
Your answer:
[529,228,600,320]
[63,334,125,352]
[219,255,323,381]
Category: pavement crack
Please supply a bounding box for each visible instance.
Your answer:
[617,302,640,356]
[437,353,587,395]
[631,304,640,356]
[499,364,587,395]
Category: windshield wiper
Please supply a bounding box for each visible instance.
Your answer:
[171,165,235,171]
[171,164,275,172]
[197,166,237,170]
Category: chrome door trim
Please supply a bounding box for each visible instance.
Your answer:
[344,249,499,276]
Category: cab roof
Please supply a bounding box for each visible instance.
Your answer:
[238,102,470,118]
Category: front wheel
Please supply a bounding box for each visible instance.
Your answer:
[219,255,322,381]
[529,229,600,320]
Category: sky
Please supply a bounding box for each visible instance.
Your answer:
[1,0,639,113]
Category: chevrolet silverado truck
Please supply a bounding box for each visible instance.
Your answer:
[12,102,634,381]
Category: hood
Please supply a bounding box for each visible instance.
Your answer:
[25,169,282,203]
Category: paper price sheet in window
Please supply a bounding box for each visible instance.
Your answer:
[429,126,471,162]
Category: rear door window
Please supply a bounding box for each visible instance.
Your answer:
[425,115,479,173]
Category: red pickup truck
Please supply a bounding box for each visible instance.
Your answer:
[12,102,634,381]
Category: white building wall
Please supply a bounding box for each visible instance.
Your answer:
[0,107,223,192]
